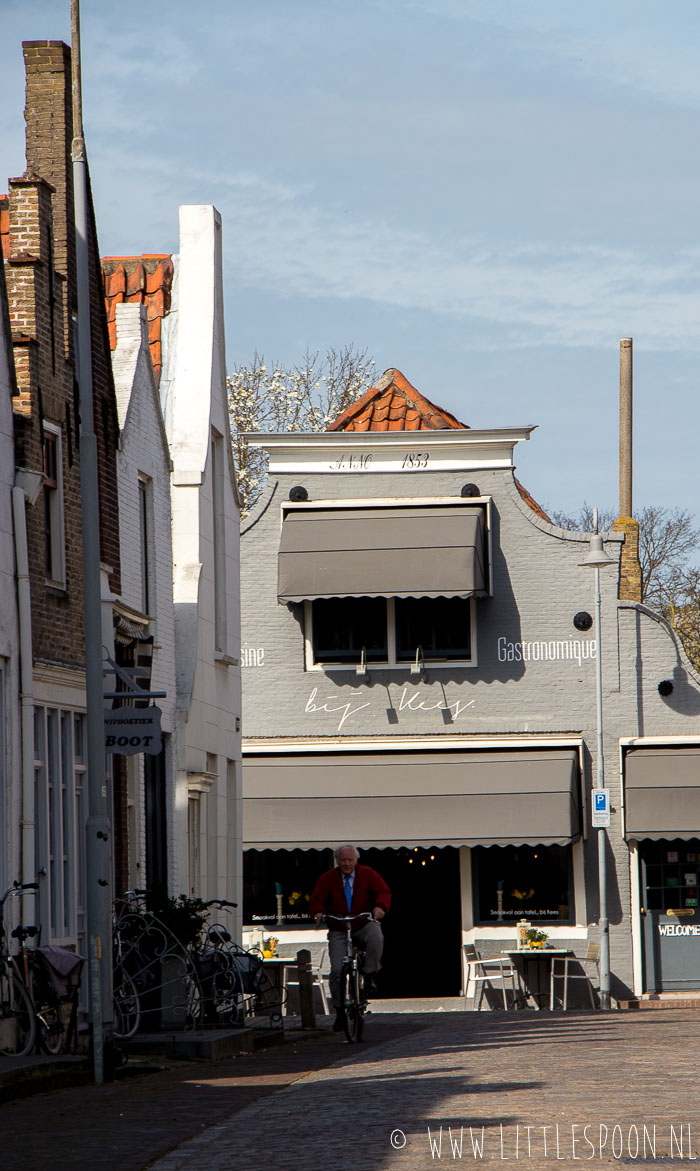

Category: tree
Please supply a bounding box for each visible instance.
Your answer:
[227,346,376,517]
[550,502,700,667]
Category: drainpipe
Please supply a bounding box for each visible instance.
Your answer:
[71,0,113,1084]
[11,482,38,920]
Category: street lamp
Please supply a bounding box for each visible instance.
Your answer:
[579,509,616,1010]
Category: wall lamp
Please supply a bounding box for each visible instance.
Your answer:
[410,645,427,683]
[356,646,369,679]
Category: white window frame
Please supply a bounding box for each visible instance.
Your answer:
[33,704,86,946]
[304,594,478,672]
[43,421,66,587]
[137,473,154,617]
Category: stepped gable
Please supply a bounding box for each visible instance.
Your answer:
[326,368,469,432]
[101,254,173,384]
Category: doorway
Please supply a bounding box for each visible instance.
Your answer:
[640,838,700,991]
[361,846,462,998]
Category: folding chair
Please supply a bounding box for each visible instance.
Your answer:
[464,944,517,1010]
[549,942,599,1010]
[282,946,330,1015]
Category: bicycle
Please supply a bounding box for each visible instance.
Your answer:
[326,911,373,1043]
[0,881,39,1057]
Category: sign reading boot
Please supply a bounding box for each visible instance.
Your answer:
[104,706,162,756]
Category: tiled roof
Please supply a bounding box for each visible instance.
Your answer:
[327,368,469,432]
[514,477,551,523]
[0,196,9,260]
[101,255,173,384]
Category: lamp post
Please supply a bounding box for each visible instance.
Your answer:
[579,509,616,1010]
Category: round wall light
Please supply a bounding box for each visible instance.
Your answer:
[573,611,593,632]
[289,485,308,502]
[461,483,480,497]
[658,680,674,697]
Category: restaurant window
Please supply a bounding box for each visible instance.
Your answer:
[307,596,473,668]
[244,848,334,925]
[472,844,573,925]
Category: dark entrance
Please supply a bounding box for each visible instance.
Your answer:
[360,846,462,998]
[243,845,462,998]
[640,838,700,991]
[145,747,168,891]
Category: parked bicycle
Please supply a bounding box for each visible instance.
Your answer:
[0,881,39,1056]
[325,911,372,1043]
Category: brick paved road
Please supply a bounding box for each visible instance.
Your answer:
[149,1011,700,1171]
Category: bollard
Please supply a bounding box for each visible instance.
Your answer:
[296,948,316,1029]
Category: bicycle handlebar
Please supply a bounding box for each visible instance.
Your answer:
[1,881,39,904]
[324,911,373,925]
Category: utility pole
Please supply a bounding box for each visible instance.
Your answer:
[70,0,113,1083]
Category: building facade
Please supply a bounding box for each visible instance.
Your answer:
[103,207,243,926]
[2,41,121,951]
[241,369,700,1003]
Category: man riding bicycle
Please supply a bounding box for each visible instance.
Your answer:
[309,845,391,1032]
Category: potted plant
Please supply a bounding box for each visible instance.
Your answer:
[526,928,549,949]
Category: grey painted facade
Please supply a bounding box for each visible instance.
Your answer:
[240,427,700,1003]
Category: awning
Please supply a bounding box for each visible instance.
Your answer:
[624,746,700,840]
[277,505,486,603]
[243,748,580,849]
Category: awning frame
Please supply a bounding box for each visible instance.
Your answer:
[279,495,493,598]
[242,740,585,851]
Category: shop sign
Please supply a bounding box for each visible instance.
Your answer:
[104,706,162,756]
[497,636,597,665]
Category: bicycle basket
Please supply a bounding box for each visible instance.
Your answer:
[231,950,263,995]
[36,946,85,1002]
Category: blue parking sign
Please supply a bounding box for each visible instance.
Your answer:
[592,788,610,827]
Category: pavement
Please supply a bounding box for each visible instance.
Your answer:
[3,1007,700,1169]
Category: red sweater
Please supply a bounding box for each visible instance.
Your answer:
[308,864,391,928]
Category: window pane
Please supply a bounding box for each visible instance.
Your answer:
[395,596,471,661]
[472,844,572,924]
[312,597,387,663]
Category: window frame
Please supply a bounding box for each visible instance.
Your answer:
[304,594,478,672]
[42,421,66,587]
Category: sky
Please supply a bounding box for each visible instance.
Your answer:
[2,0,700,518]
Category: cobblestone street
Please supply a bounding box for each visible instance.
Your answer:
[5,1009,700,1170]
[149,1010,700,1171]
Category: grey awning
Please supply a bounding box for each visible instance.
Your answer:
[243,748,580,849]
[624,746,700,840]
[277,505,486,603]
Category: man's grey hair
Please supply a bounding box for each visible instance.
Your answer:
[334,844,360,861]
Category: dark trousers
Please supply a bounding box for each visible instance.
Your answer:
[328,920,383,1008]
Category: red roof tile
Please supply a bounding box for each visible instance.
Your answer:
[514,477,552,523]
[101,254,173,385]
[326,368,469,432]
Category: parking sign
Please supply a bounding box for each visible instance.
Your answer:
[591,788,611,828]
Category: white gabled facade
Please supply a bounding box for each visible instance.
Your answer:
[111,301,178,896]
[160,206,242,932]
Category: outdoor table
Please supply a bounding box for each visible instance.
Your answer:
[502,948,575,1011]
[259,957,298,1020]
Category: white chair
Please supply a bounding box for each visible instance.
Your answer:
[463,944,517,1010]
[549,943,599,1010]
[282,947,330,1016]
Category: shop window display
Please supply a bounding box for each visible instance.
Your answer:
[472,844,573,925]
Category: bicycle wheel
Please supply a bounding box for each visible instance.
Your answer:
[341,965,364,1043]
[0,970,36,1057]
[37,1004,63,1055]
[113,971,140,1039]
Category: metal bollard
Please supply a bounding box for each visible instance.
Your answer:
[296,948,316,1029]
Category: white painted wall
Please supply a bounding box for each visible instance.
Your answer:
[112,302,178,891]
[161,206,242,932]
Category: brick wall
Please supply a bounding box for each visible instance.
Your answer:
[5,40,122,664]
